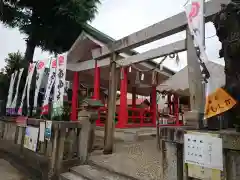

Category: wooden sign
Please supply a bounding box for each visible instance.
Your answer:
[204,88,236,119]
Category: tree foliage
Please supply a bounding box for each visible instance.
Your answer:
[0,0,100,61]
[0,51,26,106]
[4,50,26,75]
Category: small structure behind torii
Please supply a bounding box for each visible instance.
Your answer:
[66,0,229,153]
[66,24,174,129]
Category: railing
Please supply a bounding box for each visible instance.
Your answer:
[96,107,156,127]
[125,108,154,127]
[0,116,93,180]
[157,113,183,127]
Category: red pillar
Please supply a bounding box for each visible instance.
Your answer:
[167,94,172,115]
[151,86,157,126]
[132,87,137,123]
[132,87,136,108]
[71,72,79,121]
[174,94,180,126]
[93,60,100,100]
[117,67,128,128]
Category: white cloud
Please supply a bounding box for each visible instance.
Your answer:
[0,0,224,71]
[91,0,224,71]
[0,24,50,68]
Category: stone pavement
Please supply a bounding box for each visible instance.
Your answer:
[0,159,26,180]
[90,138,164,180]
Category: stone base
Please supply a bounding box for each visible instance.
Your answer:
[184,110,204,129]
[95,127,156,142]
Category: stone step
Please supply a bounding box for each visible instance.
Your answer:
[70,164,131,180]
[60,172,86,180]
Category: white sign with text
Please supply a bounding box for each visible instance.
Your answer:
[184,133,223,170]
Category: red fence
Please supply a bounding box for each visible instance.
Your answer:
[96,107,183,128]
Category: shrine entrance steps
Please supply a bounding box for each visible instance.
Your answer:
[60,136,163,180]
[60,164,133,180]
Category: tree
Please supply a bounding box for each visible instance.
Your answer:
[213,1,240,127]
[4,51,26,75]
[0,51,26,114]
[0,0,100,62]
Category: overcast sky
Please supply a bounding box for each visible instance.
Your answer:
[0,0,223,71]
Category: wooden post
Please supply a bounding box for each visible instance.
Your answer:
[186,29,205,129]
[104,52,117,154]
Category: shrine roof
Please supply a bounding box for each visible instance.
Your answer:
[157,61,225,96]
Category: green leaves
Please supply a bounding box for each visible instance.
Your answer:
[1,0,100,60]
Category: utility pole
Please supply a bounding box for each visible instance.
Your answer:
[103,52,117,154]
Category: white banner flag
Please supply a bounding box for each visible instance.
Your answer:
[41,58,57,115]
[18,76,29,115]
[10,68,24,114]
[185,1,221,119]
[52,54,67,117]
[26,63,36,113]
[186,1,204,45]
[33,59,49,114]
[6,71,17,114]
[18,63,36,115]
[185,0,208,63]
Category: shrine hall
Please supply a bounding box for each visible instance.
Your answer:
[66,24,180,128]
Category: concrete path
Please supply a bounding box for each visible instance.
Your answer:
[90,138,163,180]
[0,159,25,180]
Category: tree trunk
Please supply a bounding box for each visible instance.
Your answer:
[24,9,38,63]
[24,34,36,63]
[212,2,240,128]
[223,52,240,127]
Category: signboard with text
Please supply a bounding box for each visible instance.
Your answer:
[204,88,236,119]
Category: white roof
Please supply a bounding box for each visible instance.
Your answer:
[157,61,225,96]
